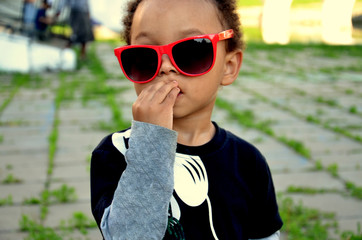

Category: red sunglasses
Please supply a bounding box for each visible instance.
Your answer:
[114,29,234,83]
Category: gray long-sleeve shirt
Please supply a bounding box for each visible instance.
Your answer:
[100,121,177,240]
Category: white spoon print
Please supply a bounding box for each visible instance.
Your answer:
[174,153,219,240]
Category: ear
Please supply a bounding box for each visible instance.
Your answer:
[221,49,243,86]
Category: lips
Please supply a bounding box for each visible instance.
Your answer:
[177,88,183,97]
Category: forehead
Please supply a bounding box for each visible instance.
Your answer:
[131,0,223,44]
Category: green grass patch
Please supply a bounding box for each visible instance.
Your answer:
[326,163,339,177]
[60,211,97,235]
[216,98,312,158]
[278,136,311,158]
[278,194,337,239]
[51,184,77,203]
[0,195,13,206]
[346,182,362,200]
[243,27,263,43]
[314,159,324,171]
[2,173,22,184]
[20,211,97,239]
[20,215,62,240]
[237,0,262,7]
[349,105,358,114]
[341,222,362,240]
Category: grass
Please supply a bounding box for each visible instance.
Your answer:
[346,182,362,200]
[0,195,13,206]
[50,184,77,203]
[1,38,361,239]
[2,173,22,184]
[216,98,312,158]
[83,44,131,132]
[20,212,97,239]
[278,194,337,239]
[0,73,29,117]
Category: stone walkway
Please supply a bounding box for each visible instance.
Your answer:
[0,42,361,239]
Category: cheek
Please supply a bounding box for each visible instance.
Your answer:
[134,83,145,96]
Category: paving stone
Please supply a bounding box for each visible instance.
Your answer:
[1,39,362,239]
[44,202,94,228]
[315,153,362,170]
[215,108,314,172]
[0,231,28,240]
[287,193,362,232]
[52,162,89,181]
[0,183,44,204]
[0,164,47,183]
[50,179,90,202]
[0,205,39,231]
[339,170,362,185]
[273,171,345,192]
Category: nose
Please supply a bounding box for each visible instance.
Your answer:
[158,54,179,77]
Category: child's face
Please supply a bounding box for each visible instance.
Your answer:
[131,0,232,120]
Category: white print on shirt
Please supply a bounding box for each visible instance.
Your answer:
[173,153,219,240]
[112,130,131,155]
[112,130,219,239]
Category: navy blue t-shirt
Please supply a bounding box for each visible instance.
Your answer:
[35,8,47,31]
[91,122,283,239]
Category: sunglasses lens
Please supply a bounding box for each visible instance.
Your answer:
[121,48,158,82]
[172,38,213,75]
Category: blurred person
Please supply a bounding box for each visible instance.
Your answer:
[21,0,37,37]
[56,0,94,59]
[34,0,53,41]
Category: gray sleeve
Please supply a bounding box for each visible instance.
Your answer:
[100,121,177,240]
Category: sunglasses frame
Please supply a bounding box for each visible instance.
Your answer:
[114,29,234,83]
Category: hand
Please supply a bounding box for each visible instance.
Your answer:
[132,81,180,129]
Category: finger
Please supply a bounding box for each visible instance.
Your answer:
[162,86,180,106]
[144,81,178,104]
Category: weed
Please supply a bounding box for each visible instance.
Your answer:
[306,115,320,124]
[60,211,97,235]
[341,222,362,240]
[0,135,3,143]
[278,194,337,239]
[326,163,339,177]
[87,43,110,79]
[314,160,324,171]
[51,184,77,203]
[0,74,28,117]
[0,195,13,206]
[23,197,41,205]
[286,186,342,196]
[345,182,362,200]
[349,105,358,114]
[287,186,321,194]
[315,96,338,107]
[345,89,354,95]
[19,215,62,240]
[216,98,313,158]
[2,173,22,184]
[278,136,311,158]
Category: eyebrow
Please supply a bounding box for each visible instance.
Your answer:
[133,31,154,43]
[179,28,205,37]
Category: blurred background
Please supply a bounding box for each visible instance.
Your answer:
[0,0,362,239]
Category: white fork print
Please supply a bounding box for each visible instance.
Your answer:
[174,153,219,240]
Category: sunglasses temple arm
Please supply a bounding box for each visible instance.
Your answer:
[218,29,234,41]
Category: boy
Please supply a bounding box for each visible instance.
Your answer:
[91,0,283,239]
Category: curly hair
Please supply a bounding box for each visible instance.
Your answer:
[121,0,245,52]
